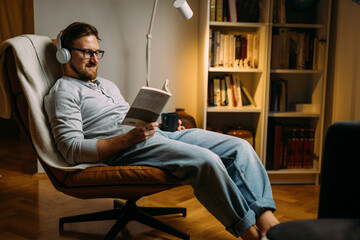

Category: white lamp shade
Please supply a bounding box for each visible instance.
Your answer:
[173,0,193,20]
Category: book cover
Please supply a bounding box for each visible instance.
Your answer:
[286,128,297,168]
[240,81,256,107]
[213,78,221,106]
[229,74,238,107]
[210,0,216,21]
[303,128,315,169]
[225,75,234,107]
[246,34,254,68]
[228,0,237,22]
[273,125,283,170]
[294,128,305,168]
[252,34,259,68]
[233,75,242,107]
[216,0,223,22]
[122,79,172,127]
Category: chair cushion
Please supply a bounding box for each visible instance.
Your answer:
[50,165,181,187]
[267,219,360,240]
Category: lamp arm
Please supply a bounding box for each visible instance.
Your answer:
[146,0,158,87]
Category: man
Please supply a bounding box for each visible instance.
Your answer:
[44,22,279,240]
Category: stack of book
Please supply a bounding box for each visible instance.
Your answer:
[271,28,320,70]
[267,125,315,170]
[208,74,256,108]
[209,31,260,69]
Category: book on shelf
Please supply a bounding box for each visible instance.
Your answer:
[270,79,288,112]
[228,0,238,22]
[240,81,256,107]
[210,0,216,21]
[216,0,223,22]
[208,74,256,108]
[267,125,315,170]
[209,31,260,69]
[122,79,171,127]
[303,128,315,169]
[271,28,318,70]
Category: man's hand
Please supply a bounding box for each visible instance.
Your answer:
[128,122,158,142]
[97,122,158,160]
[177,119,185,131]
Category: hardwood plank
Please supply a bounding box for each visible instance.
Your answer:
[0,140,319,239]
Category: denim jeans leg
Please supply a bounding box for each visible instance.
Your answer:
[105,128,276,237]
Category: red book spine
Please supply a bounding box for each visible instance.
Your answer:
[229,75,237,107]
[286,128,297,168]
[303,128,315,169]
[294,128,305,168]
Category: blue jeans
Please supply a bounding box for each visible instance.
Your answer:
[104,128,276,237]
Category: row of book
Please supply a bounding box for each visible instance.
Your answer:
[270,79,288,112]
[208,75,256,107]
[267,125,315,170]
[209,31,260,69]
[271,28,321,70]
[210,0,260,23]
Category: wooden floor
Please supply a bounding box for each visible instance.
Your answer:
[0,140,320,240]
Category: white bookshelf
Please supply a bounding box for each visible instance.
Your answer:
[199,0,332,184]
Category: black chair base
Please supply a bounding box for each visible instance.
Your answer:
[59,199,189,240]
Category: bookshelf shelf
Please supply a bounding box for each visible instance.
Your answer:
[271,23,324,29]
[210,21,266,28]
[270,69,322,74]
[208,106,261,113]
[209,67,263,73]
[268,112,320,118]
[199,0,331,184]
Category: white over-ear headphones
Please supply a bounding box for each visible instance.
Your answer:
[56,30,71,64]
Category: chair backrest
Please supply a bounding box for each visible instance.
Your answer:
[318,121,360,218]
[3,35,101,170]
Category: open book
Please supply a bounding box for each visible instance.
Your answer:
[122,79,172,127]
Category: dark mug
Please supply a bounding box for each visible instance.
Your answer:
[161,113,179,132]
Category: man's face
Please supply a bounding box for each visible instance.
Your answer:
[66,35,100,81]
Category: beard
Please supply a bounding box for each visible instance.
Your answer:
[70,61,98,81]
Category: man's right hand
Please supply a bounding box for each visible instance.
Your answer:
[97,122,159,161]
[128,122,159,142]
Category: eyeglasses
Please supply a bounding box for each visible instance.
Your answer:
[70,48,105,59]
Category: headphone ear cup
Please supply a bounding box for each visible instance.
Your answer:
[56,48,71,64]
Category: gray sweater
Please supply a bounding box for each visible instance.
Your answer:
[44,76,132,165]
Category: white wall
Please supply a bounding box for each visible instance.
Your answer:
[34,0,199,121]
[325,0,360,132]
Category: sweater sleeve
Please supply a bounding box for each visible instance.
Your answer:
[44,89,99,165]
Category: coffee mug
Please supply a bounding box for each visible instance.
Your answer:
[161,113,179,132]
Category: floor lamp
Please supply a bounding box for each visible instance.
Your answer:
[146,0,193,87]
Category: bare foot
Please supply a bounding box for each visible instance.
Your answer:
[256,210,280,239]
[241,226,260,240]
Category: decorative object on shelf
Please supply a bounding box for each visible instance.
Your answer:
[145,0,193,86]
[226,128,254,146]
[175,108,197,129]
